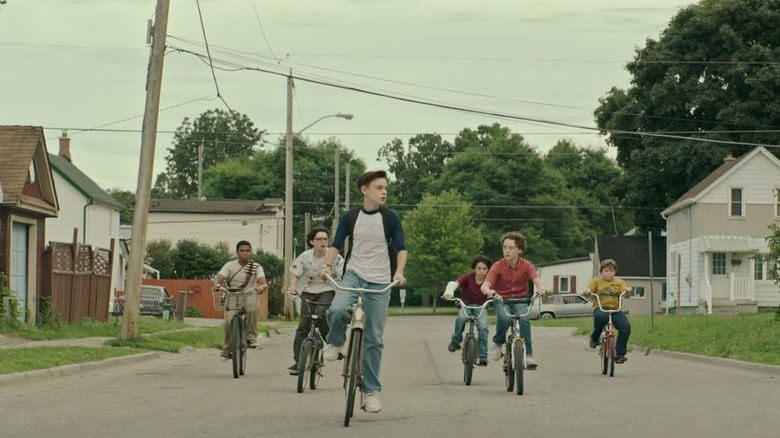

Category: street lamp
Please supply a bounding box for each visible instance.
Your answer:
[284,77,352,320]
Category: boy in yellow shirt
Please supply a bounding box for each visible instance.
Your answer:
[582,259,631,364]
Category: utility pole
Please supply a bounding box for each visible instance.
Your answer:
[197,140,204,200]
[333,147,340,234]
[283,74,295,321]
[122,0,170,340]
[344,160,351,254]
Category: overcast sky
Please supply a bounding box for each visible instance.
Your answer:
[0,0,691,192]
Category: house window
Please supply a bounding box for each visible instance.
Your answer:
[631,286,646,299]
[670,251,677,275]
[729,187,744,217]
[775,188,780,218]
[558,276,571,293]
[712,252,727,275]
[754,259,764,280]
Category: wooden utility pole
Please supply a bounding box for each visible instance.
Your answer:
[333,147,340,234]
[283,74,295,321]
[122,0,170,340]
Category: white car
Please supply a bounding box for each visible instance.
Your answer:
[528,293,593,320]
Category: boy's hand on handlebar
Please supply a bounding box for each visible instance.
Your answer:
[537,288,547,296]
[393,272,406,287]
[442,293,454,301]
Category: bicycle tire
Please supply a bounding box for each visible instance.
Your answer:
[463,335,476,386]
[297,339,314,393]
[310,341,323,390]
[504,343,514,392]
[230,316,241,379]
[600,334,609,375]
[514,342,524,395]
[344,328,362,427]
[609,336,616,377]
[239,322,246,376]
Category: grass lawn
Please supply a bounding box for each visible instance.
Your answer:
[0,346,148,375]
[1,316,189,341]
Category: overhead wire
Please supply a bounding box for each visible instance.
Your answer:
[195,0,232,112]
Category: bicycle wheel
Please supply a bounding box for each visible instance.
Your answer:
[310,341,323,390]
[239,322,246,376]
[344,328,362,427]
[463,335,476,386]
[504,343,514,392]
[229,316,241,379]
[608,336,616,377]
[297,339,314,393]
[600,334,608,375]
[514,342,524,396]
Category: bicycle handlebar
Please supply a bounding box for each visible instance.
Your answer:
[441,296,493,311]
[495,293,539,318]
[324,274,399,293]
[580,292,627,313]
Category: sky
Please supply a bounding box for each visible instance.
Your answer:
[0,0,693,193]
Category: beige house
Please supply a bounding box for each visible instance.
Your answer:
[146,199,284,258]
[662,147,780,315]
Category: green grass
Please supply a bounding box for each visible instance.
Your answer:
[107,326,224,353]
[388,306,458,316]
[0,346,147,374]
[532,313,780,366]
[1,316,189,341]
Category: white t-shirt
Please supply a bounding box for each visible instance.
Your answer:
[218,260,265,293]
[291,249,344,294]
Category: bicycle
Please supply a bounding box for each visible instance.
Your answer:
[289,292,331,393]
[325,274,398,428]
[586,292,627,377]
[441,296,492,386]
[495,294,538,395]
[212,286,257,379]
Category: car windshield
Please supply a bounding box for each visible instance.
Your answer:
[141,288,161,298]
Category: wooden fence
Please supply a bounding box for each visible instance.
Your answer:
[42,238,114,324]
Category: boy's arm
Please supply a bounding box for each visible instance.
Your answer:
[532,277,546,296]
[393,250,408,286]
[256,276,268,294]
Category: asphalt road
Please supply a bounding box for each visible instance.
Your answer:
[1,316,778,438]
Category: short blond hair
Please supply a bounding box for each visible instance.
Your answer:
[600,259,617,272]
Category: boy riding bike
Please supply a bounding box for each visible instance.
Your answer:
[582,259,632,364]
[442,255,492,366]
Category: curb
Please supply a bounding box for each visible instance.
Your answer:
[632,345,780,375]
[0,351,161,388]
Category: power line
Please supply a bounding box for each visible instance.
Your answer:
[195,0,232,112]
[250,0,282,65]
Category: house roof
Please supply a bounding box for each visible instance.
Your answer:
[48,153,123,210]
[149,198,283,214]
[700,235,756,253]
[535,256,591,268]
[663,147,780,216]
[0,126,59,215]
[595,235,666,277]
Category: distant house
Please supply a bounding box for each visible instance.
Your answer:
[145,199,284,260]
[593,235,667,316]
[46,132,123,298]
[662,147,780,315]
[535,256,593,295]
[0,126,60,323]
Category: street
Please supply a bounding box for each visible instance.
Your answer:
[1,316,778,438]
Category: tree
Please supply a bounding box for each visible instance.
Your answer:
[594,0,780,231]
[403,190,483,303]
[145,239,175,278]
[430,124,587,262]
[377,134,463,210]
[153,109,265,199]
[107,188,135,224]
[755,224,780,319]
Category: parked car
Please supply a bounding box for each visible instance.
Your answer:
[112,285,174,318]
[528,293,593,320]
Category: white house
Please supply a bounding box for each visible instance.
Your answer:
[535,256,593,295]
[146,198,284,259]
[662,147,780,315]
[45,132,123,299]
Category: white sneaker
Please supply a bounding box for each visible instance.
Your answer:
[525,356,538,370]
[489,343,502,361]
[322,343,342,362]
[363,392,381,413]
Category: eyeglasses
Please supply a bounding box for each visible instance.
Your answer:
[313,237,329,241]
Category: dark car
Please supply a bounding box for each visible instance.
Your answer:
[112,285,174,318]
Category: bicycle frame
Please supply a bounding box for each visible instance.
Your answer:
[325,274,398,427]
[587,292,626,377]
[443,297,491,361]
[495,295,537,394]
[214,286,257,379]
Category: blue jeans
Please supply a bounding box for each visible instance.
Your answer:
[493,302,533,356]
[452,307,489,359]
[590,309,631,357]
[325,270,392,393]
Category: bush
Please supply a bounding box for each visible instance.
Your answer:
[185,306,203,318]
[37,296,54,328]
[0,272,20,328]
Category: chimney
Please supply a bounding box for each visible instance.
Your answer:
[724,152,734,162]
[59,130,72,162]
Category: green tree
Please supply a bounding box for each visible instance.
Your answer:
[430,124,586,262]
[107,188,135,224]
[404,190,483,302]
[145,239,175,278]
[153,109,265,199]
[170,240,232,279]
[377,134,463,210]
[594,0,780,231]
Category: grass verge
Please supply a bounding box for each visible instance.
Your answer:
[1,317,189,341]
[0,346,148,375]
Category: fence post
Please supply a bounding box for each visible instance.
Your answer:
[3,297,15,322]
[177,291,187,321]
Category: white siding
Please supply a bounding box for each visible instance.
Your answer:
[699,153,780,207]
[146,211,283,258]
[666,239,703,310]
[536,259,593,295]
